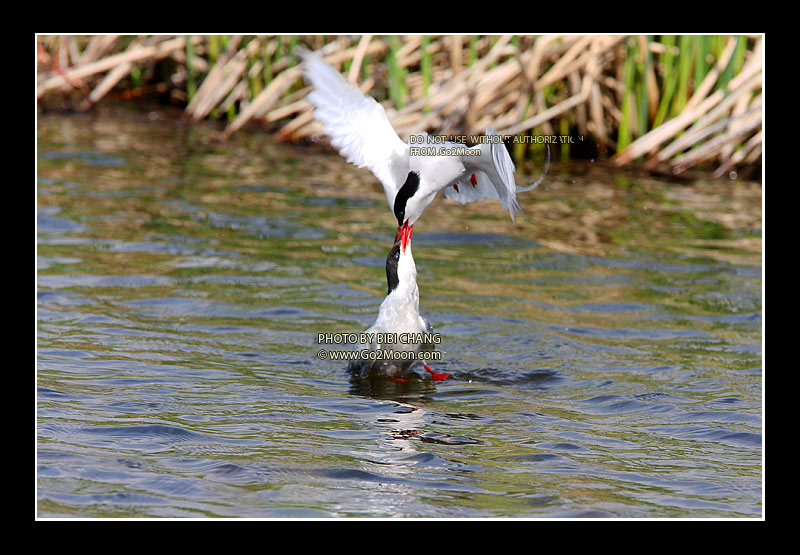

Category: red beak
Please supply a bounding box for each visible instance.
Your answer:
[399,220,413,253]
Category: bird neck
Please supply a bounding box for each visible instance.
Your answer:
[385,253,419,310]
[392,276,419,303]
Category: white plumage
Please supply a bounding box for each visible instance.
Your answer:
[347,236,445,381]
[299,48,546,230]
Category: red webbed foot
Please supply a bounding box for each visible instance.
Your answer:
[424,363,450,382]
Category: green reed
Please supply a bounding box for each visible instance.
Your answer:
[44,34,757,166]
[385,35,408,110]
[421,35,432,113]
[618,37,637,151]
[186,35,198,102]
[616,34,757,153]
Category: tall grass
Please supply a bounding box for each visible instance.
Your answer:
[36,34,763,175]
[385,35,408,110]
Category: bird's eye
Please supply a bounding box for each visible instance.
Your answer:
[394,251,400,261]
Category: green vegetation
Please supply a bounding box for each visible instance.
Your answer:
[37,34,762,175]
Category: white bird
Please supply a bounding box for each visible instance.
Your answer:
[298,48,548,248]
[348,231,449,382]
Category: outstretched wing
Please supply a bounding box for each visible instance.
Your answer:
[299,48,409,207]
[445,128,521,220]
[487,127,523,219]
[446,128,550,220]
[442,171,499,203]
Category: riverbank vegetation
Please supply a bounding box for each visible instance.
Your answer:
[37,34,762,177]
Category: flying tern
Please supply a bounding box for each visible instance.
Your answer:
[299,48,548,250]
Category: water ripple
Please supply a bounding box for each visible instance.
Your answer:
[36,112,762,518]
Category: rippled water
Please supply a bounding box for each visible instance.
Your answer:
[37,108,762,518]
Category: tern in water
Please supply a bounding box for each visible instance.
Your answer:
[298,48,548,250]
[348,232,449,382]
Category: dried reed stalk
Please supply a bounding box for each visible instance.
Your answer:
[37,34,762,174]
[38,36,189,98]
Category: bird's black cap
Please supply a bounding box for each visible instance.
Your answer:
[385,239,402,295]
[394,171,420,227]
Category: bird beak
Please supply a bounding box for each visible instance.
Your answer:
[400,220,412,253]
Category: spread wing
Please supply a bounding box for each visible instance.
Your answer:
[444,128,520,219]
[443,171,499,203]
[299,48,409,207]
[488,127,522,218]
[445,129,550,220]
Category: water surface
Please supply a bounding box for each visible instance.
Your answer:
[37,108,762,518]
